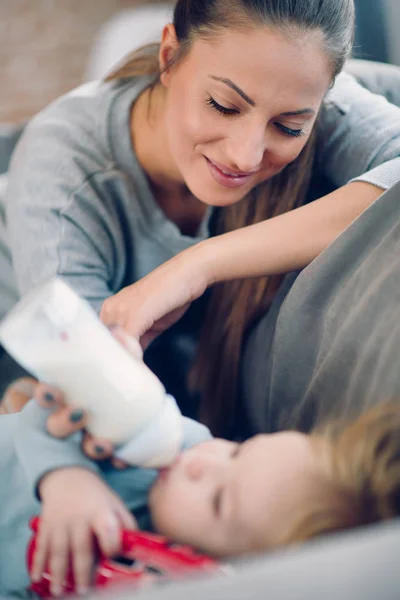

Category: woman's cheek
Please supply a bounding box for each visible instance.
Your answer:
[266,142,307,173]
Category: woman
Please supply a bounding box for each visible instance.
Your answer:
[1,0,400,437]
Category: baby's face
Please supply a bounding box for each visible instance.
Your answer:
[149,431,327,556]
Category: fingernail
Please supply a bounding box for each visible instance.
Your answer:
[69,410,84,423]
[95,445,105,455]
[44,392,55,403]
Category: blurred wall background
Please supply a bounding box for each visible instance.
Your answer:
[0,0,399,124]
[0,0,166,123]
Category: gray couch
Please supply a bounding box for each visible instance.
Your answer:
[103,519,400,600]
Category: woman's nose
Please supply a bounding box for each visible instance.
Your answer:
[226,123,266,173]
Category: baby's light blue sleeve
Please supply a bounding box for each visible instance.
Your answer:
[319,72,400,190]
[14,400,101,498]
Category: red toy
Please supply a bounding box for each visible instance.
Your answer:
[27,517,224,598]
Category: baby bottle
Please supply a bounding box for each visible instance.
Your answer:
[0,278,183,468]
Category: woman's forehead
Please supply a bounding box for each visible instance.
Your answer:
[185,27,332,104]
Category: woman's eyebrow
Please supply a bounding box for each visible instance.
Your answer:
[280,108,315,117]
[208,76,315,117]
[209,75,256,107]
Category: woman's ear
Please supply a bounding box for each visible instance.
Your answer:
[159,23,180,86]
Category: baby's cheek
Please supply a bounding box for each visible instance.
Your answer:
[149,481,177,535]
[148,484,167,532]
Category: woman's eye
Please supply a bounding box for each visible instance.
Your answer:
[274,122,306,138]
[206,96,239,116]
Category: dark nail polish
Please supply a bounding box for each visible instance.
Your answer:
[69,410,84,423]
[95,445,105,455]
[44,392,55,403]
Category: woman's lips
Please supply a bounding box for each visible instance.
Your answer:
[205,157,255,189]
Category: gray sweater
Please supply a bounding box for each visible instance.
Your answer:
[0,401,211,596]
[0,73,400,323]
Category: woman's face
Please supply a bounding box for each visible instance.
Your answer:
[159,24,332,207]
[149,432,329,556]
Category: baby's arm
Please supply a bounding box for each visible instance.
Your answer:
[14,401,135,595]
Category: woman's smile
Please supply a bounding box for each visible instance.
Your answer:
[205,156,257,188]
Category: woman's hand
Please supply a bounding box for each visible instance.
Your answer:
[32,467,136,596]
[100,247,210,349]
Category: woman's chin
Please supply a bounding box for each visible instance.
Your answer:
[188,182,250,209]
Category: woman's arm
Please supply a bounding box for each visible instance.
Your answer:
[100,180,386,342]
[199,181,384,284]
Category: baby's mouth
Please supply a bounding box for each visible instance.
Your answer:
[157,454,181,480]
[157,467,170,480]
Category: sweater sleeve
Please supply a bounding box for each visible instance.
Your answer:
[5,85,128,314]
[14,400,101,499]
[319,72,400,190]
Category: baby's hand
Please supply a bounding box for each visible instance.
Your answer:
[32,467,136,596]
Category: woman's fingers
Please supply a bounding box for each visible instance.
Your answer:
[111,456,129,470]
[46,406,89,439]
[34,383,65,409]
[0,377,37,414]
[109,326,143,360]
[81,432,114,460]
[35,383,91,439]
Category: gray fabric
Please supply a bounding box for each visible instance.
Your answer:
[0,175,28,397]
[0,401,211,596]
[0,124,24,175]
[346,59,400,106]
[316,72,400,191]
[242,180,400,434]
[0,176,18,317]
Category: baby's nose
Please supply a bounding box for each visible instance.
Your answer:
[185,454,222,482]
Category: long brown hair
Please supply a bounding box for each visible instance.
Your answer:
[282,403,400,546]
[105,0,355,437]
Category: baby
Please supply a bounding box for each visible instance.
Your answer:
[1,353,400,597]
